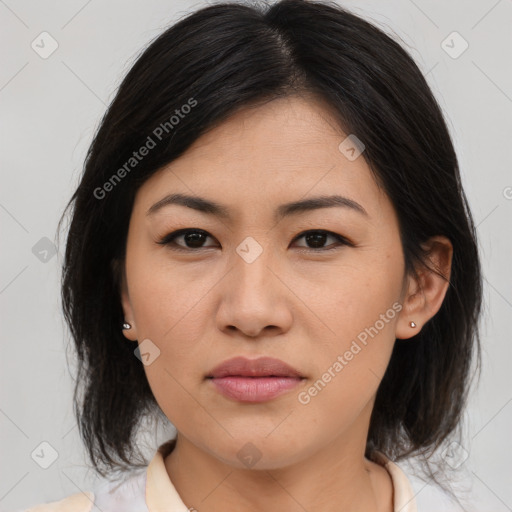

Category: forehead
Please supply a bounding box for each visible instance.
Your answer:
[134,94,392,224]
[183,94,350,169]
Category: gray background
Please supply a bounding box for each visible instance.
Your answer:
[1,0,511,510]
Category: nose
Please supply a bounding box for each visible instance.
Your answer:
[215,247,293,339]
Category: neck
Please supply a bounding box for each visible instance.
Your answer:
[163,409,393,512]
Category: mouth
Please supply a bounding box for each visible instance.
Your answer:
[207,375,305,402]
[206,356,305,402]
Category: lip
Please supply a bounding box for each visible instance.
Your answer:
[207,356,304,379]
[206,356,305,403]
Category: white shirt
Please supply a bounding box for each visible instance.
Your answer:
[20,438,418,511]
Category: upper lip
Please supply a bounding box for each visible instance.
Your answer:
[207,356,304,379]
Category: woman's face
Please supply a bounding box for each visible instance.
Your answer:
[120,94,415,469]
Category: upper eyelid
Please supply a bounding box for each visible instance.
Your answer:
[158,228,351,248]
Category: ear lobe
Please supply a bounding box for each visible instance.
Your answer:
[395,236,453,340]
[112,258,138,341]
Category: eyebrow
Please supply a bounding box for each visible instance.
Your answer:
[146,193,369,221]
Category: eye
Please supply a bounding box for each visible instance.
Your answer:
[156,228,217,251]
[157,228,352,253]
[292,230,352,252]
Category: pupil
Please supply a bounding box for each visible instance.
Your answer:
[306,232,326,248]
[185,232,205,248]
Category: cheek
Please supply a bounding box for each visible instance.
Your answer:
[303,321,397,404]
[128,249,218,350]
[294,252,402,347]
[135,293,212,433]
[295,259,402,412]
[294,311,398,438]
[126,255,217,415]
[142,358,216,443]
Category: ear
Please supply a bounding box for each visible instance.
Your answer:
[112,258,138,341]
[395,236,453,340]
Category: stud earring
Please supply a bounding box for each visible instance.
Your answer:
[409,321,416,328]
[122,322,132,330]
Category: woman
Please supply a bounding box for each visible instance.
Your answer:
[21,0,482,510]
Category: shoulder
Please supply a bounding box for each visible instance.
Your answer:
[371,451,418,512]
[93,468,147,511]
[21,491,94,512]
[18,468,147,512]
[374,451,468,512]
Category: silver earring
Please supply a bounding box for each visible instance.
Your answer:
[409,321,416,328]
[122,322,132,330]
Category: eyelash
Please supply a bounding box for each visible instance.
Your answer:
[156,228,353,253]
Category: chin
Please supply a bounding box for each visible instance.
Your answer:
[208,434,309,471]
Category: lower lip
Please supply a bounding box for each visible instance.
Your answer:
[208,376,303,402]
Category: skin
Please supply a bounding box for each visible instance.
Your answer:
[120,94,453,512]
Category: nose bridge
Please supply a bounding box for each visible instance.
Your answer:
[215,234,286,333]
[232,234,275,294]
